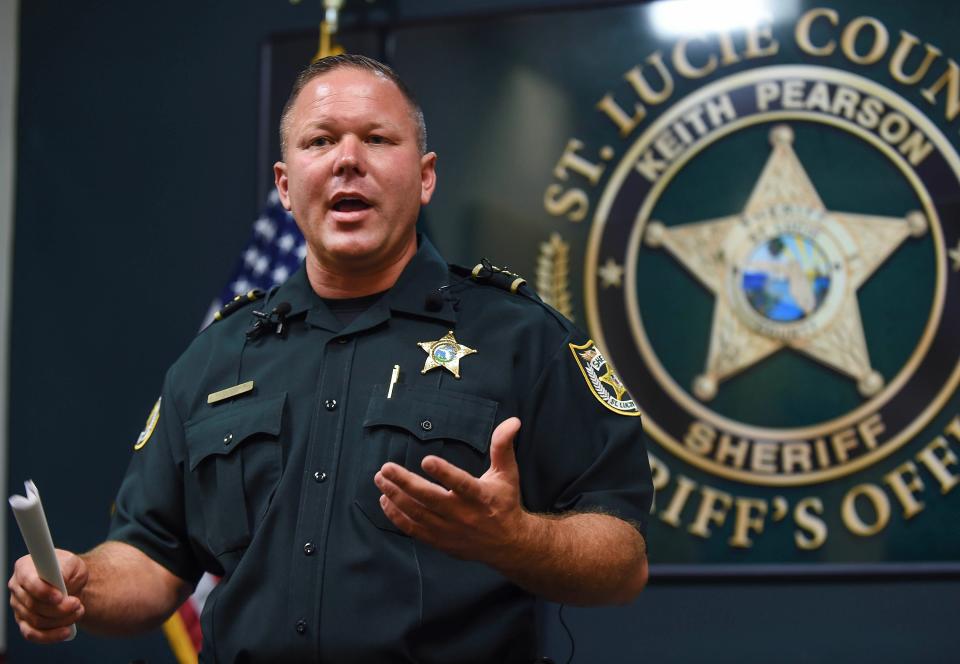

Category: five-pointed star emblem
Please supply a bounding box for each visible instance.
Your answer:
[598,258,625,288]
[645,124,927,400]
[418,330,476,379]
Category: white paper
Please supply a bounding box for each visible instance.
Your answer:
[9,480,78,641]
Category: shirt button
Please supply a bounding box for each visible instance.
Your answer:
[420,420,433,431]
[223,433,233,446]
[295,619,307,634]
[313,471,327,483]
[324,399,337,411]
[303,542,316,555]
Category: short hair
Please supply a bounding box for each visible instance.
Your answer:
[278,53,427,158]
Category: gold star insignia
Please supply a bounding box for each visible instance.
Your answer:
[598,258,625,288]
[645,124,927,400]
[950,240,960,272]
[418,330,476,379]
[599,367,628,400]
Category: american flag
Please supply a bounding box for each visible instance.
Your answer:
[165,191,305,664]
[201,190,307,327]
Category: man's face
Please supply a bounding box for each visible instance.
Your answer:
[274,67,436,275]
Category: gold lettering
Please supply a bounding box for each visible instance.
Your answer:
[879,112,911,144]
[624,51,674,105]
[543,184,588,222]
[920,59,960,122]
[916,436,960,494]
[716,31,741,66]
[688,485,733,538]
[841,16,889,66]
[889,30,942,85]
[795,8,838,57]
[596,93,647,137]
[830,427,859,463]
[782,442,813,473]
[831,86,861,120]
[856,97,884,129]
[794,497,827,550]
[804,81,831,112]
[743,22,779,59]
[635,149,669,183]
[782,79,806,109]
[673,36,717,79]
[842,483,890,536]
[705,94,736,127]
[672,120,695,146]
[681,107,710,136]
[660,474,698,527]
[750,441,778,473]
[552,138,605,184]
[898,130,934,166]
[685,420,716,456]
[654,130,684,161]
[814,438,830,468]
[883,461,926,519]
[715,434,749,468]
[729,497,768,548]
[857,413,885,450]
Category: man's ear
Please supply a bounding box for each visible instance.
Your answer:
[274,161,291,210]
[420,152,438,205]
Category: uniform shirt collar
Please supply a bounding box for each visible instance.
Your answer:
[273,234,457,331]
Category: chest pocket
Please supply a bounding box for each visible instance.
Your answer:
[186,392,286,556]
[356,384,498,534]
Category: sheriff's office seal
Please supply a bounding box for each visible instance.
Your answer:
[134,397,162,451]
[570,340,640,416]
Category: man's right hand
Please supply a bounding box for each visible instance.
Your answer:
[8,549,88,643]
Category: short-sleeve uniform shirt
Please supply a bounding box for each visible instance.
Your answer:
[110,236,653,663]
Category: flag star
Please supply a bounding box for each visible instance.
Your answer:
[243,248,260,267]
[272,265,290,284]
[231,278,251,295]
[254,217,276,241]
[253,256,269,275]
[268,189,280,204]
[296,243,308,260]
[278,234,296,253]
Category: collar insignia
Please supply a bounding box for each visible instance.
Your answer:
[418,330,476,379]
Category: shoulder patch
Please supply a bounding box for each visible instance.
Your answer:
[569,341,640,416]
[214,289,265,322]
[134,397,162,450]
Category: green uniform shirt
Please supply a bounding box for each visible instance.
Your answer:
[110,236,653,663]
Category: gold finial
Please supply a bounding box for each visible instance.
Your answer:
[312,0,346,62]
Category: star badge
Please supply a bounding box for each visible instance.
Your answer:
[950,240,960,272]
[418,330,476,379]
[645,124,927,400]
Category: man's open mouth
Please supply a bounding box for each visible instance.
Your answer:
[332,198,372,212]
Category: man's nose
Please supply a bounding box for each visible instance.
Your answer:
[334,136,364,175]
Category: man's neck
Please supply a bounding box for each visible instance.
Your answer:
[304,241,417,299]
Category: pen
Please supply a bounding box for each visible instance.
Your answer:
[387,364,400,398]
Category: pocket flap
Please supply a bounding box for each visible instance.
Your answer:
[186,392,287,471]
[362,385,497,455]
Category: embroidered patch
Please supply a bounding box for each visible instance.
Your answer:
[134,397,162,450]
[569,341,640,416]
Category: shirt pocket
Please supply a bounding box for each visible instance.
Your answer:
[185,392,286,555]
[355,384,498,534]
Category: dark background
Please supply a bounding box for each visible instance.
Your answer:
[8,0,959,661]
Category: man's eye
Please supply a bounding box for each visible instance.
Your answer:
[368,135,388,145]
[309,136,332,147]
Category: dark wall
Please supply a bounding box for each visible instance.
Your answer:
[8,1,958,662]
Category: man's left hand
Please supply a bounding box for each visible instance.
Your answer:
[375,416,530,564]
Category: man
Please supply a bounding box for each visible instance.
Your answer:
[9,54,652,662]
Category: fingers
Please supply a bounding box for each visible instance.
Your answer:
[420,456,485,501]
[8,554,83,643]
[488,417,521,473]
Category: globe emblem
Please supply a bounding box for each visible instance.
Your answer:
[741,233,831,323]
[432,342,457,364]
